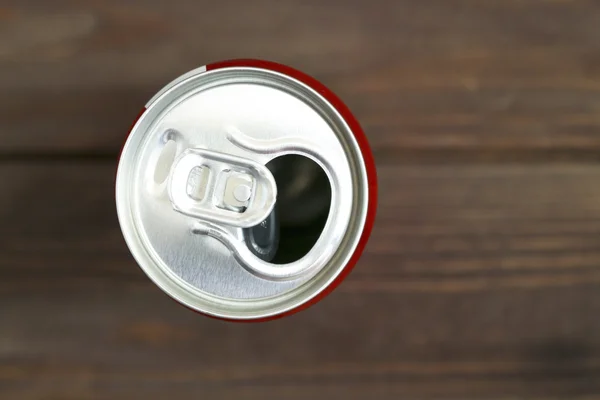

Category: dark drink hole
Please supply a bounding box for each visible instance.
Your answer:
[244,154,332,264]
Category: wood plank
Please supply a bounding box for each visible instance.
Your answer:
[3,283,600,399]
[1,0,600,160]
[4,162,600,287]
[3,162,600,398]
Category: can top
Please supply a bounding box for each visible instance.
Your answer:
[116,60,374,320]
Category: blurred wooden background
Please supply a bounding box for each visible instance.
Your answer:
[2,1,600,399]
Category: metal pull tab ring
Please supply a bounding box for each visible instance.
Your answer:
[168,149,277,228]
[166,127,349,282]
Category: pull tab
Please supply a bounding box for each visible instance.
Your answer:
[244,207,279,262]
[168,148,277,228]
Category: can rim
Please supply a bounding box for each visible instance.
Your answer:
[204,59,378,322]
[118,59,378,322]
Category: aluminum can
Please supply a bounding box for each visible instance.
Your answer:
[116,59,377,321]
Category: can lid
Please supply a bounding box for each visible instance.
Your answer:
[116,60,374,320]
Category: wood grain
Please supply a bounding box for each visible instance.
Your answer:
[1,1,600,162]
[3,0,600,398]
[3,163,600,398]
[3,163,600,289]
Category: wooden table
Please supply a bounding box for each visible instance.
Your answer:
[3,1,600,398]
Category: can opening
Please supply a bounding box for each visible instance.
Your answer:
[261,154,331,264]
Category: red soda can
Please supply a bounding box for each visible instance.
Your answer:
[116,60,377,321]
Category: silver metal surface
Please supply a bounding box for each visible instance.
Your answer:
[169,148,277,228]
[116,66,369,319]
